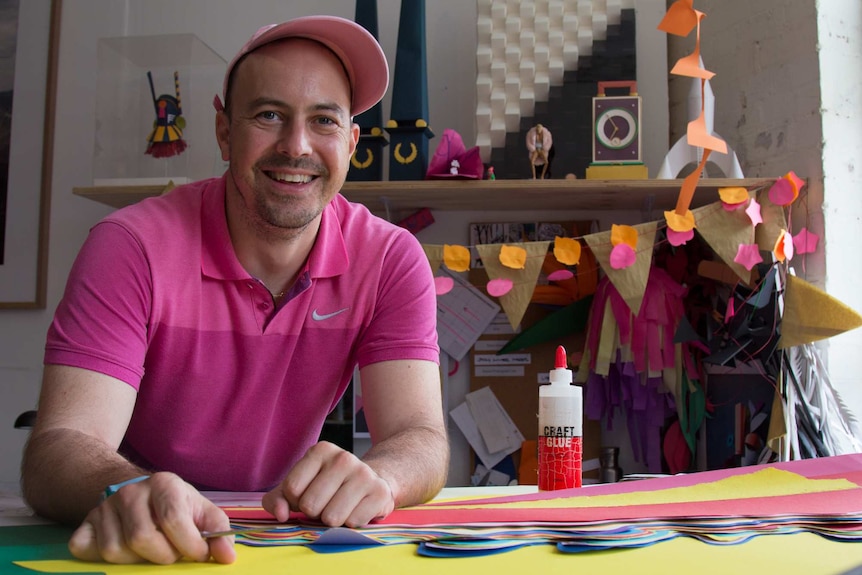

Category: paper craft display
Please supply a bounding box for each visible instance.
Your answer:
[576,266,689,473]
[145,71,187,158]
[210,454,862,559]
[425,129,483,179]
[435,267,500,361]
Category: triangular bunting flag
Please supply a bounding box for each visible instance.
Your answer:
[755,187,788,251]
[693,197,753,284]
[422,244,444,275]
[475,241,550,330]
[584,222,657,316]
[778,274,862,348]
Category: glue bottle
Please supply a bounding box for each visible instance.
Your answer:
[538,345,583,490]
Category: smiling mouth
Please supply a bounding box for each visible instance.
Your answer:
[266,171,314,184]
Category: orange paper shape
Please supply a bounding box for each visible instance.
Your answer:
[500,245,527,269]
[553,236,582,266]
[773,229,794,262]
[443,244,471,272]
[670,50,716,80]
[687,110,728,154]
[719,187,749,205]
[665,209,696,233]
[657,0,697,36]
[611,224,639,249]
[674,149,711,216]
[785,170,806,195]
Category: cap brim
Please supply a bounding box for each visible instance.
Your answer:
[223,16,389,116]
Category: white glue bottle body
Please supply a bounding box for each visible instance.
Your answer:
[538,345,583,490]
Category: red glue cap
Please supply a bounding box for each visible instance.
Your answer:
[555,345,567,369]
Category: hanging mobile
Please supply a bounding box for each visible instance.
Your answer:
[145,70,188,158]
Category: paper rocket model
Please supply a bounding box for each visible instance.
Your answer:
[657,57,742,179]
[145,71,188,159]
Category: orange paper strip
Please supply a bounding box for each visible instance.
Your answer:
[674,149,712,215]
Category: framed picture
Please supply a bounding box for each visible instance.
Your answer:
[0,0,60,308]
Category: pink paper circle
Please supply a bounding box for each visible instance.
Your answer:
[547,269,574,281]
[434,276,454,295]
[486,278,513,297]
[721,201,746,212]
[667,228,694,247]
[768,178,794,206]
[609,243,636,269]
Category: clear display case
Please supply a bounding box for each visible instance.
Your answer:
[93,33,226,186]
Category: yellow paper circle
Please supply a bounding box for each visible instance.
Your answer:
[500,245,527,269]
[718,186,749,204]
[553,236,582,266]
[443,244,471,272]
[665,209,696,233]
[611,224,639,249]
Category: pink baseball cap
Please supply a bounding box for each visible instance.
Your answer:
[215,15,389,116]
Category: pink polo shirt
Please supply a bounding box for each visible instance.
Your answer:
[45,176,439,491]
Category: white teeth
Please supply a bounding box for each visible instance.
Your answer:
[269,172,312,184]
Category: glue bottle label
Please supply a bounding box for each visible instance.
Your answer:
[538,398,582,490]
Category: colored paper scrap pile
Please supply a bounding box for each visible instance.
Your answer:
[222,454,862,557]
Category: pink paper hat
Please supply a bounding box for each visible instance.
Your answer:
[215,15,389,116]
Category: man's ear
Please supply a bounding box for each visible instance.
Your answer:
[215,111,230,162]
[348,122,360,157]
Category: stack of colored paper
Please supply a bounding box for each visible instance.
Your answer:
[223,454,862,557]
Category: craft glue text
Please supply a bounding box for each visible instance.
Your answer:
[538,345,583,490]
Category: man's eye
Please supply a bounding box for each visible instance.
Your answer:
[258,111,279,121]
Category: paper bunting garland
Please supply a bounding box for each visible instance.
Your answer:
[583,221,658,316]
[422,244,444,275]
[475,242,550,330]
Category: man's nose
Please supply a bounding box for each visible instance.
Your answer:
[276,121,313,157]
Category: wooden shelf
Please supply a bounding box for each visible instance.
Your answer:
[73,178,777,213]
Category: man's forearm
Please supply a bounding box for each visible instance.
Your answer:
[21,427,147,525]
[361,424,450,508]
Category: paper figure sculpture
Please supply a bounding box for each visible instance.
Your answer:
[145,70,187,158]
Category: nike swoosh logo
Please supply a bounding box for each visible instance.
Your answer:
[311,307,349,321]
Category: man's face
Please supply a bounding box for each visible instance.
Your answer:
[216,38,359,236]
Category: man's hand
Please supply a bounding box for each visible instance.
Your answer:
[262,441,395,528]
[68,472,236,565]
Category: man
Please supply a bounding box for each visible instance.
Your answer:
[21,15,449,565]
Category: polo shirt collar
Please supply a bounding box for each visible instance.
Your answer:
[200,176,349,281]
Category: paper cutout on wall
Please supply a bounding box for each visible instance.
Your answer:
[778,274,862,349]
[475,241,550,330]
[584,221,657,316]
